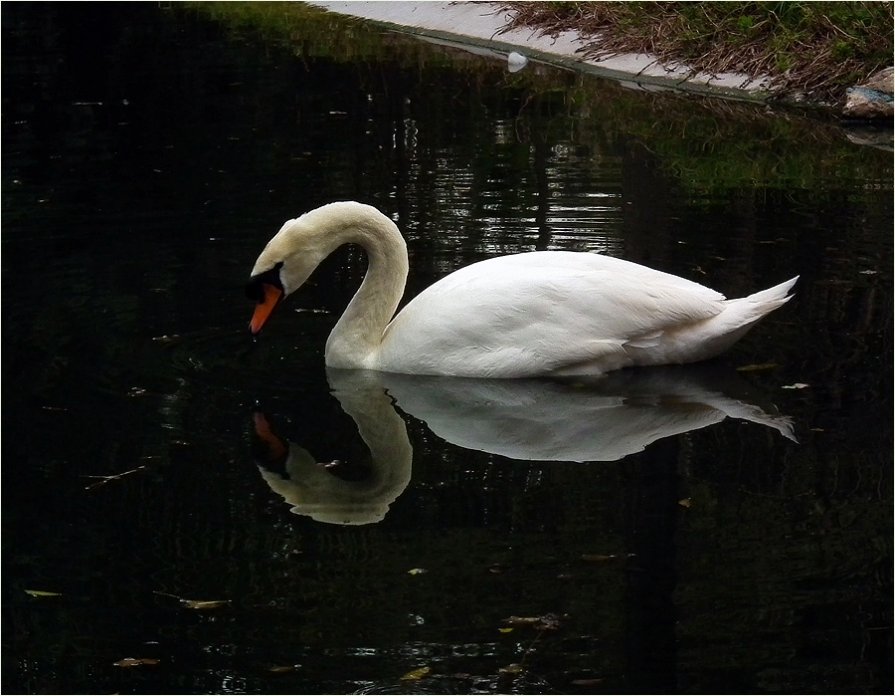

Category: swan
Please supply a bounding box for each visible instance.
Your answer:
[246,201,797,378]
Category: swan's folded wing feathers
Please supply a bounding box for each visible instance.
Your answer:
[611,279,724,328]
[380,253,728,376]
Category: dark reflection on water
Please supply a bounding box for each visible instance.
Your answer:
[2,4,891,695]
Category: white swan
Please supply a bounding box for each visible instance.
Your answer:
[246,201,797,378]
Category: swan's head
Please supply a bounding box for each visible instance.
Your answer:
[246,202,404,336]
[245,214,333,335]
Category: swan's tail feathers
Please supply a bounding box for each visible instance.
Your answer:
[691,276,798,361]
[724,276,799,327]
[744,276,799,313]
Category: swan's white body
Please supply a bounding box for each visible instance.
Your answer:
[248,201,797,378]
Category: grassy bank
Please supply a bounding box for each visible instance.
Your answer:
[499,2,893,103]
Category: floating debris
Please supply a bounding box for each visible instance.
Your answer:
[24,589,62,598]
[153,591,231,610]
[114,657,159,668]
[581,553,617,562]
[82,465,147,491]
[736,362,779,372]
[499,663,524,675]
[400,666,431,681]
[268,664,300,674]
[507,51,528,73]
[502,613,564,631]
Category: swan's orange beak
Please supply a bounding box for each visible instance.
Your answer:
[249,283,284,335]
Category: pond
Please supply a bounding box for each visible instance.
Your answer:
[2,4,891,694]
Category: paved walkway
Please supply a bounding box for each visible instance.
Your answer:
[309,1,770,100]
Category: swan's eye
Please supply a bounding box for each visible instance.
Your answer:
[245,262,284,302]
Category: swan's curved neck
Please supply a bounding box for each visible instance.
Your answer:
[321,207,409,369]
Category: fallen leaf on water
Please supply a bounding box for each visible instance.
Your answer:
[499,663,524,675]
[678,498,692,508]
[498,627,514,634]
[581,553,616,562]
[153,591,230,610]
[181,599,230,610]
[502,613,564,630]
[114,657,159,668]
[24,589,62,598]
[781,383,810,390]
[407,568,428,576]
[400,666,431,681]
[736,362,779,372]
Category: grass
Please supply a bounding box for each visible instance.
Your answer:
[498,2,893,103]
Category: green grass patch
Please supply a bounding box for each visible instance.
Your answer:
[500,2,893,102]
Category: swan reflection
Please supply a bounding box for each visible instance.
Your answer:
[252,366,795,525]
[252,378,412,526]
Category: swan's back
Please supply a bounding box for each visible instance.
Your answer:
[377,251,761,378]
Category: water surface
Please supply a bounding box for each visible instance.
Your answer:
[2,4,891,694]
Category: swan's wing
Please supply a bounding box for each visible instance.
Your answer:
[379,252,727,377]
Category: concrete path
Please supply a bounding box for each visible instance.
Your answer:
[308,1,770,101]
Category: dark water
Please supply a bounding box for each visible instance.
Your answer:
[2,4,892,694]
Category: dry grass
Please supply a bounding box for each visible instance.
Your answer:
[498,2,893,102]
